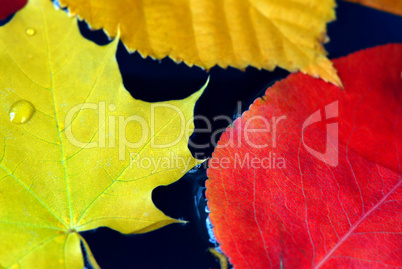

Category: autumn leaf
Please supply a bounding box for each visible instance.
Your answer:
[206,44,402,268]
[57,0,342,86]
[0,0,27,20]
[344,0,402,16]
[0,0,203,267]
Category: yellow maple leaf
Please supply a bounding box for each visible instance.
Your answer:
[58,0,342,86]
[0,0,204,267]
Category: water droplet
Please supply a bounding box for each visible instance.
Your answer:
[9,100,35,124]
[25,28,36,36]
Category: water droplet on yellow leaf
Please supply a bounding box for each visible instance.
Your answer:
[9,100,35,124]
[25,28,36,36]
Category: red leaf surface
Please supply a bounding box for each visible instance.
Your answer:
[206,44,402,269]
[0,0,27,20]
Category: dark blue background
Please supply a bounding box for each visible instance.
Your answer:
[2,1,402,268]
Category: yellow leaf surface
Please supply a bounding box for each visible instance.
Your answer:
[344,0,402,16]
[0,0,203,267]
[58,0,342,86]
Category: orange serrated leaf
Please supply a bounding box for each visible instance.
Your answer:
[58,0,342,86]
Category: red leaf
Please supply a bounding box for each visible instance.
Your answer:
[206,44,402,269]
[0,0,27,20]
